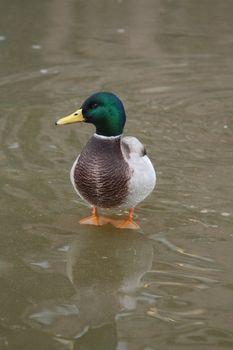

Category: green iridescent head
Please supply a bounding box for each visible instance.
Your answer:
[56,92,126,137]
[81,92,126,136]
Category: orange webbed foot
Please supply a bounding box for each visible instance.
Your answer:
[111,209,140,230]
[112,218,140,230]
[79,207,108,226]
[79,207,140,230]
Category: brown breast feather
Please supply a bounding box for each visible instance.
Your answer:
[74,136,130,208]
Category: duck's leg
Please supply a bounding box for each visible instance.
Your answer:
[112,208,140,230]
[79,207,108,226]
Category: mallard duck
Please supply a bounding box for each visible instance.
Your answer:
[56,92,156,229]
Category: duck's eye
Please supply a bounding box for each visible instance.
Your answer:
[90,103,98,109]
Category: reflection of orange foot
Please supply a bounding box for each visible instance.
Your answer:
[79,207,108,226]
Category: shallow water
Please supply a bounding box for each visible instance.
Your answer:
[0,0,233,349]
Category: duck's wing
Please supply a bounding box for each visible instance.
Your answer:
[121,136,147,160]
[120,136,156,208]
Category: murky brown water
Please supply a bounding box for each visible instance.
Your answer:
[0,0,233,349]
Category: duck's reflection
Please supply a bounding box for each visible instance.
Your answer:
[25,216,153,348]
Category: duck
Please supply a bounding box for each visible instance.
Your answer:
[56,92,156,229]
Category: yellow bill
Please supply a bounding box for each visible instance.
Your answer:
[55,108,85,125]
